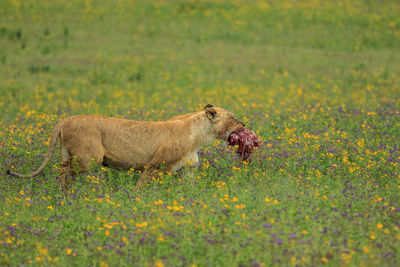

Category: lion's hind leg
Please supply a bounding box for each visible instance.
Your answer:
[58,164,72,191]
[58,144,71,190]
[58,141,104,190]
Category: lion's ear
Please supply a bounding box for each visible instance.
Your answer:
[204,104,214,110]
[205,106,217,121]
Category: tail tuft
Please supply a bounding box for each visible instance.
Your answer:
[6,169,17,177]
[7,169,21,177]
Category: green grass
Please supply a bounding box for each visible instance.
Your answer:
[1,0,400,266]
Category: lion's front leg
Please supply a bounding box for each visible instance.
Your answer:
[177,163,197,178]
[135,167,160,190]
[135,142,184,190]
[175,152,199,184]
[180,166,198,186]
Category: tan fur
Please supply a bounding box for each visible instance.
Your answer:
[8,105,244,190]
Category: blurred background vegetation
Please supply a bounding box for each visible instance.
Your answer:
[0,0,399,121]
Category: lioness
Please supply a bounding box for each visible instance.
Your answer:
[8,104,245,189]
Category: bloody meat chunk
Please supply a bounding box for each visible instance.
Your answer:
[228,128,261,160]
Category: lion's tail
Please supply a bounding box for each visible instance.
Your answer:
[7,120,64,178]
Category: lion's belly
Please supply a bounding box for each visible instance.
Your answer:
[102,156,137,170]
[171,151,199,173]
[102,148,152,171]
[100,128,164,170]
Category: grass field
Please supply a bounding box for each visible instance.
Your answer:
[1,0,400,266]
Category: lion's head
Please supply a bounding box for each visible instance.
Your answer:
[204,104,245,141]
